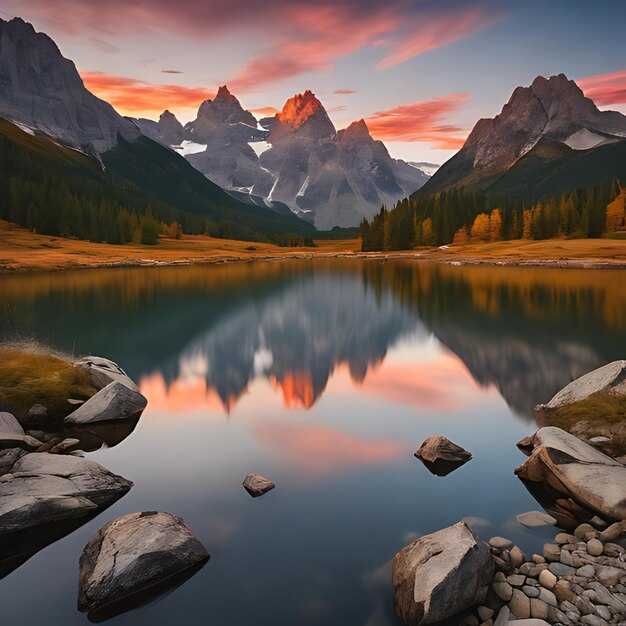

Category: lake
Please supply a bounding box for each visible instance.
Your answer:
[0,260,625,625]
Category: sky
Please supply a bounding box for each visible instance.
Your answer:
[2,0,626,163]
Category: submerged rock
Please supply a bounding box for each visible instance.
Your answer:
[515,427,626,522]
[414,435,472,476]
[64,381,147,425]
[392,521,494,625]
[78,511,209,621]
[74,356,139,392]
[243,473,275,497]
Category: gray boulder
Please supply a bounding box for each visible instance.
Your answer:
[515,427,626,521]
[415,435,472,463]
[0,452,132,536]
[0,412,24,435]
[392,521,494,625]
[78,511,209,619]
[74,356,139,391]
[0,412,43,450]
[64,381,147,425]
[539,360,626,410]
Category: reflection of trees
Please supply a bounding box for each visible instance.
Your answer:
[361,262,626,418]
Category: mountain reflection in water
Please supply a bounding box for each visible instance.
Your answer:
[1,261,625,421]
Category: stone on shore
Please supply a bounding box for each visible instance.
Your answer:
[74,356,139,392]
[78,511,209,620]
[515,427,626,521]
[243,473,275,497]
[392,521,494,625]
[0,412,43,450]
[540,361,626,410]
[64,381,147,425]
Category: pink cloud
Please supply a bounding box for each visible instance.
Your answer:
[80,71,213,114]
[578,69,626,107]
[334,89,357,95]
[366,93,470,148]
[16,0,502,92]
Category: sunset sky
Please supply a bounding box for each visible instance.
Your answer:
[2,0,626,162]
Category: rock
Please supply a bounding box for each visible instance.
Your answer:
[516,510,556,528]
[477,606,494,621]
[555,532,577,544]
[64,381,147,425]
[543,543,560,561]
[574,523,596,539]
[587,538,604,556]
[242,473,275,497]
[0,432,43,451]
[0,412,23,435]
[493,606,509,626]
[537,587,557,607]
[529,598,550,619]
[580,616,609,626]
[490,537,513,550]
[576,564,595,577]
[507,574,525,587]
[392,521,494,625]
[508,588,530,618]
[548,562,575,577]
[599,521,626,542]
[493,581,513,602]
[553,580,574,603]
[595,565,623,586]
[559,549,573,566]
[508,621,551,626]
[78,511,209,620]
[595,606,612,621]
[523,585,540,598]
[414,436,472,475]
[74,356,139,391]
[516,435,535,456]
[541,360,626,409]
[515,427,626,521]
[510,546,524,568]
[48,438,80,454]
[28,404,47,421]
[538,569,557,589]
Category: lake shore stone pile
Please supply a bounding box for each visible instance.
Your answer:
[479,521,626,625]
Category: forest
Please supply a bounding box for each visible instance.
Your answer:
[360,180,625,251]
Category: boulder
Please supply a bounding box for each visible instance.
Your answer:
[78,511,209,620]
[0,453,132,536]
[538,361,626,410]
[64,381,147,425]
[74,356,139,391]
[243,473,275,497]
[0,412,43,450]
[414,436,472,475]
[28,403,47,421]
[392,521,494,625]
[515,427,626,521]
[516,511,556,528]
[0,412,24,435]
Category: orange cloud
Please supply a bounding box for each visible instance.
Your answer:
[250,106,280,117]
[250,418,407,475]
[80,71,213,115]
[334,89,357,95]
[366,93,470,148]
[578,69,626,107]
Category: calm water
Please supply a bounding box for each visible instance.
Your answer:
[1,260,625,625]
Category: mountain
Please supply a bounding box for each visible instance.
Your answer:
[0,17,315,242]
[152,89,428,229]
[0,17,139,153]
[422,74,626,198]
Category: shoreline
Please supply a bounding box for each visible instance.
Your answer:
[3,251,626,275]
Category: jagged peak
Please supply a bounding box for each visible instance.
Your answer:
[278,90,328,129]
[215,85,238,103]
[341,119,372,140]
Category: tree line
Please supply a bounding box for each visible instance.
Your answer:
[360,180,623,251]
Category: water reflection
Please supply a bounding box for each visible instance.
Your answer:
[1,261,625,420]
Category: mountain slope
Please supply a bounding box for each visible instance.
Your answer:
[150,89,428,229]
[0,17,139,153]
[422,74,626,196]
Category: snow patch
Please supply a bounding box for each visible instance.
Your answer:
[175,140,207,156]
[249,141,271,157]
[12,121,35,135]
[408,162,440,177]
[563,128,609,150]
[296,176,310,198]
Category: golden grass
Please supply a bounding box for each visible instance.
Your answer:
[545,391,626,430]
[0,349,97,420]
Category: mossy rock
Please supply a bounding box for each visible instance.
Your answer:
[0,349,97,422]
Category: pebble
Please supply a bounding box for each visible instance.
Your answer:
[537,587,557,607]
[587,538,604,557]
[574,523,596,539]
[522,585,539,598]
[538,569,557,589]
[559,549,573,566]
[493,581,513,602]
[532,554,545,564]
[599,521,626,543]
[509,545,524,568]
[507,574,525,587]
[580,615,609,626]
[576,564,595,577]
[489,536,513,550]
[548,562,576,577]
[516,511,556,528]
[477,606,494,621]
[543,543,560,561]
[508,588,530,618]
[594,564,623,586]
[555,532,577,544]
[529,597,550,619]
